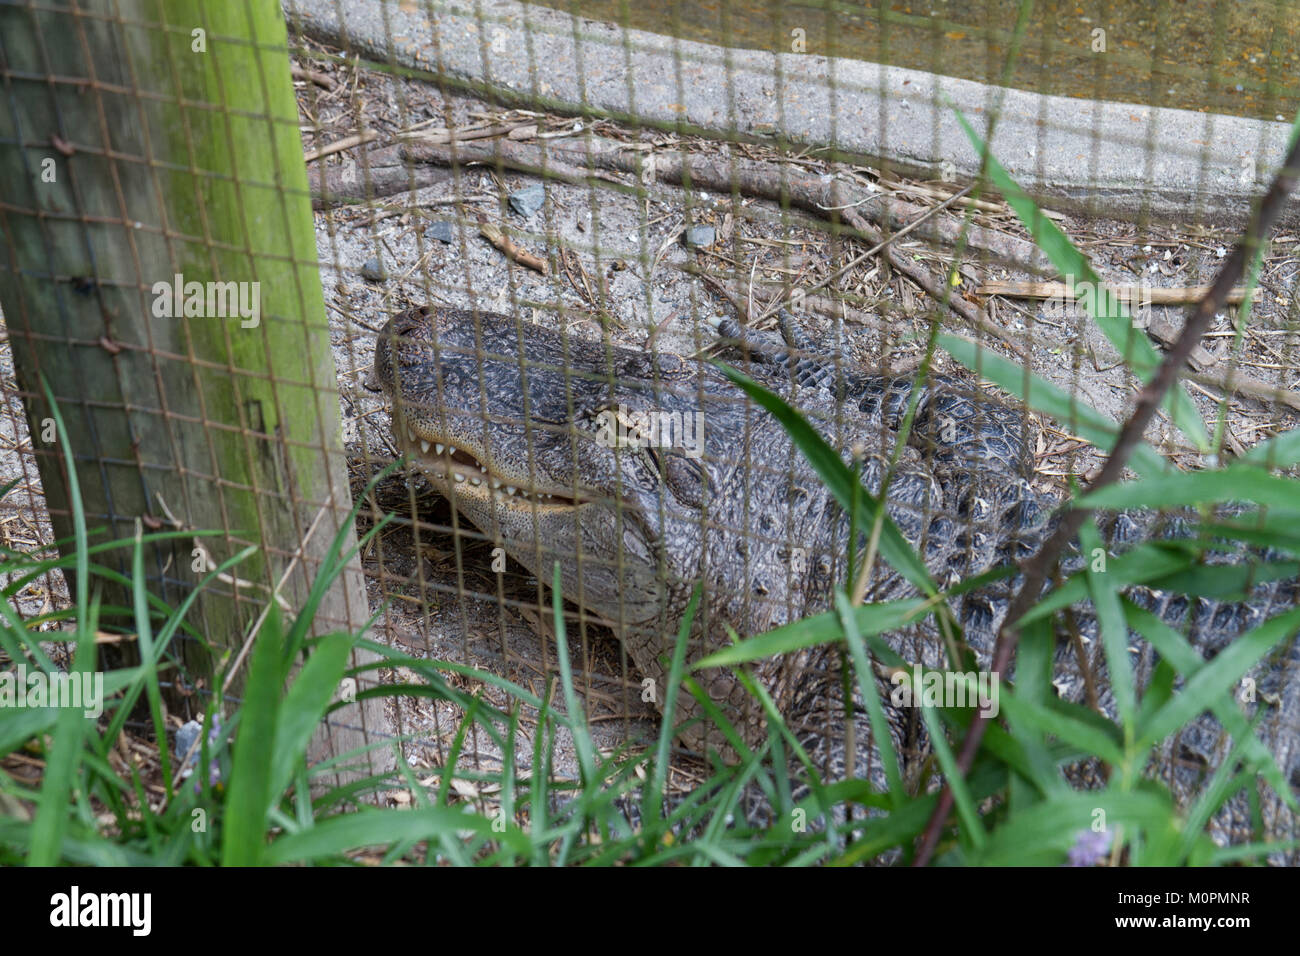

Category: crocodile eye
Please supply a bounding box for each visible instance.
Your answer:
[662,454,711,509]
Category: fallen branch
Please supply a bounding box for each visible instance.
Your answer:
[477,214,549,274]
[308,144,451,208]
[1185,368,1300,413]
[291,65,336,89]
[303,128,379,164]
[977,279,1260,305]
[1140,314,1300,411]
[405,138,1034,262]
[401,120,538,145]
[402,139,620,189]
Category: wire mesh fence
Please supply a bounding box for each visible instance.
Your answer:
[2,0,1299,861]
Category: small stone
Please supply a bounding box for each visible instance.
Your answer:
[361,255,386,281]
[683,225,716,249]
[175,720,202,768]
[426,220,455,243]
[509,184,546,218]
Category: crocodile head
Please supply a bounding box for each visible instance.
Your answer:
[371,305,843,752]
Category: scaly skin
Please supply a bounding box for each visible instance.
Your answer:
[372,304,1299,857]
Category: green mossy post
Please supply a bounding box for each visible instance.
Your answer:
[0,1,387,779]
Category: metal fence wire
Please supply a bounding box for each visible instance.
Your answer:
[1,0,1299,854]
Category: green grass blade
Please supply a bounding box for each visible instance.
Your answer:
[644,582,702,837]
[952,109,1210,452]
[1136,605,1300,751]
[265,806,528,864]
[1079,465,1300,510]
[221,608,286,866]
[551,561,596,784]
[130,519,173,798]
[971,788,1175,866]
[27,379,95,866]
[694,598,925,669]
[717,363,938,597]
[1079,520,1136,738]
[1240,426,1300,469]
[1122,598,1295,811]
[269,630,359,799]
[913,685,986,851]
[938,332,1167,476]
[998,691,1126,766]
[834,591,905,807]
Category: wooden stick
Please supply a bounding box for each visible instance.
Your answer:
[401,121,537,145]
[291,65,336,90]
[303,128,379,164]
[976,279,1260,305]
[477,215,549,274]
[1185,369,1300,412]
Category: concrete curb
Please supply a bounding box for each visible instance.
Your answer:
[285,0,1297,228]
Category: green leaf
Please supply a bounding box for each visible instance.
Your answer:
[716,364,938,597]
[915,695,986,851]
[1136,605,1300,751]
[998,692,1126,766]
[835,592,905,807]
[28,379,95,866]
[1148,560,1300,601]
[971,788,1175,866]
[1079,465,1300,511]
[953,108,1210,452]
[265,806,528,863]
[1079,521,1136,735]
[1124,599,1296,810]
[830,765,1007,866]
[130,520,173,798]
[693,598,926,670]
[1240,426,1300,469]
[270,630,359,799]
[221,608,285,866]
[644,583,702,835]
[938,333,1166,477]
[551,562,597,785]
[1019,542,1194,625]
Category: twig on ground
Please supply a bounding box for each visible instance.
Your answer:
[477,215,549,274]
[977,279,1259,305]
[291,65,336,90]
[304,128,379,164]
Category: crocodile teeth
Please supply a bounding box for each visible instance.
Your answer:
[447,446,456,455]
[469,477,482,486]
[420,439,431,454]
[435,444,445,455]
[453,473,466,483]
[505,486,517,495]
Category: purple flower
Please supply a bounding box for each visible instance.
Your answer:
[1067,828,1112,866]
[175,716,224,794]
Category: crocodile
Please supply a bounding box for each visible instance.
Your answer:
[370,303,1300,858]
